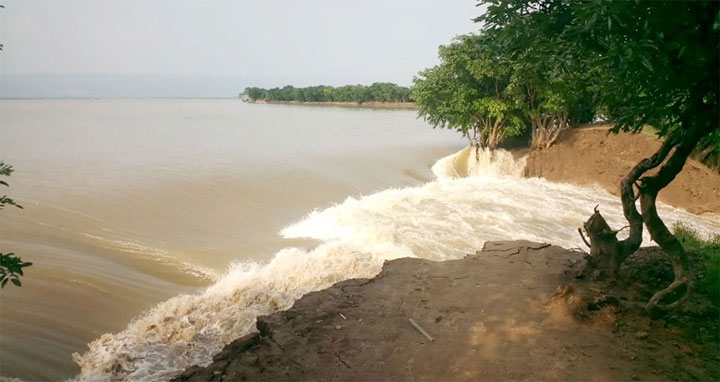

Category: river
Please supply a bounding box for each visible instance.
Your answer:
[0,99,717,381]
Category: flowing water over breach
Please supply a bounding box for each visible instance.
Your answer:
[1,100,718,381]
[75,151,718,381]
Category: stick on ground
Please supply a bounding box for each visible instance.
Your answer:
[409,318,434,342]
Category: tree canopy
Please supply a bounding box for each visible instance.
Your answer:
[413,4,598,150]
[478,0,596,149]
[412,34,525,150]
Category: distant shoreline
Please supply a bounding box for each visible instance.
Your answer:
[247,99,418,110]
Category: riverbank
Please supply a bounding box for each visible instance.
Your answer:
[174,240,719,381]
[524,125,720,216]
[171,125,720,381]
[247,99,418,109]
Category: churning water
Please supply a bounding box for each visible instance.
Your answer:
[0,100,717,381]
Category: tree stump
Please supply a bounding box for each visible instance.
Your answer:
[581,207,631,280]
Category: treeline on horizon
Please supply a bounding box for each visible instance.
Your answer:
[243,83,413,104]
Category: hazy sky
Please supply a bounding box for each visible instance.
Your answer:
[0,0,482,97]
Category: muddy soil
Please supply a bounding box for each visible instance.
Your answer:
[174,241,719,381]
[524,126,720,216]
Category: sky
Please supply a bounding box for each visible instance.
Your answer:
[0,0,482,98]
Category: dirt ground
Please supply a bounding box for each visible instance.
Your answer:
[173,241,719,381]
[524,126,720,216]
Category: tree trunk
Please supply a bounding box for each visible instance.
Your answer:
[582,122,711,312]
[543,112,568,149]
[640,189,692,312]
[580,206,630,280]
[639,125,705,312]
[531,114,566,150]
[487,119,503,150]
[464,129,473,147]
[582,137,674,279]
[537,118,547,149]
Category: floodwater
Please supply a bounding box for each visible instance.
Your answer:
[0,99,717,381]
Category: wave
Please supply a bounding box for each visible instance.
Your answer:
[72,147,720,381]
[78,232,222,282]
[431,145,527,179]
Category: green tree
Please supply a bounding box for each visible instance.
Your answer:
[243,87,266,101]
[413,34,525,151]
[0,162,31,288]
[573,0,718,312]
[479,0,596,149]
[242,83,413,104]
[369,82,412,103]
[479,0,719,312]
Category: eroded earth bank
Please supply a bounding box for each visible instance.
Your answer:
[174,241,719,381]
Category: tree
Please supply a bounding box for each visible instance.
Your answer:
[0,162,32,288]
[412,34,525,151]
[479,0,719,312]
[479,0,596,150]
[243,87,266,101]
[573,0,718,313]
[369,82,412,103]
[242,84,413,104]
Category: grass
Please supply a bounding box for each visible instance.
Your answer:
[640,124,659,137]
[673,222,720,305]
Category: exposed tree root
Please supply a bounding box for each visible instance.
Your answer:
[637,132,699,313]
[582,122,710,314]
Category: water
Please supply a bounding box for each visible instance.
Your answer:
[0,100,717,381]
[0,99,460,380]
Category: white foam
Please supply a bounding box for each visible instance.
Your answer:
[72,147,720,381]
[431,146,527,180]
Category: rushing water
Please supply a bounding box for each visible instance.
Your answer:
[0,100,717,381]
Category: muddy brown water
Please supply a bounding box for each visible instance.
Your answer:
[0,99,717,381]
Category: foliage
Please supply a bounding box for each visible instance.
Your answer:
[412,34,525,150]
[566,0,718,311]
[0,161,30,288]
[0,162,23,210]
[478,0,596,149]
[674,223,720,305]
[474,0,719,311]
[476,0,719,147]
[565,0,719,142]
[243,83,412,104]
[693,129,720,171]
[0,253,32,288]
